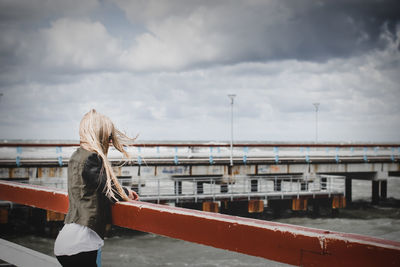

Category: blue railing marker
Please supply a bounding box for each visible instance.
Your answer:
[243,147,248,164]
[174,147,179,164]
[56,146,63,166]
[16,146,22,167]
[363,147,368,162]
[209,147,214,164]
[335,147,339,163]
[305,147,310,163]
[274,147,279,163]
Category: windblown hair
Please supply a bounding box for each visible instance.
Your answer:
[79,109,134,201]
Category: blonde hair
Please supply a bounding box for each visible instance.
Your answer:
[79,109,134,201]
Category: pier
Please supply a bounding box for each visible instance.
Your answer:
[0,142,398,214]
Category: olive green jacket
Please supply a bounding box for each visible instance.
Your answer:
[64,147,128,238]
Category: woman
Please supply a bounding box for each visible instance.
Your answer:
[54,109,139,266]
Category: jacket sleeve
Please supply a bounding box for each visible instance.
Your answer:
[82,153,129,203]
[82,153,103,189]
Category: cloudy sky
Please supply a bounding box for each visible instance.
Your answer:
[0,0,399,142]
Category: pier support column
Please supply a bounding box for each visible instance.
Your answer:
[380,180,387,201]
[248,200,264,213]
[226,201,248,216]
[179,202,202,210]
[202,202,219,213]
[372,180,380,205]
[311,200,320,217]
[332,196,346,209]
[345,177,352,204]
[30,208,46,235]
[292,198,307,211]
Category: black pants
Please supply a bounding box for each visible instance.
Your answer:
[56,250,98,267]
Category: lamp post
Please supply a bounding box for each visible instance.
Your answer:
[313,103,320,143]
[228,94,236,166]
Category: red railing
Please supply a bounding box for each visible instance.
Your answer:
[1,180,399,267]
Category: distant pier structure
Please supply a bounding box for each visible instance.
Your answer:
[0,142,399,215]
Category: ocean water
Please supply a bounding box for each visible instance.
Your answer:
[2,176,400,267]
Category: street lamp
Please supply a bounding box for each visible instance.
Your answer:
[228,94,236,166]
[313,103,320,143]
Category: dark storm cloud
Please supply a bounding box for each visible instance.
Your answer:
[204,0,400,63]
[115,0,400,68]
[285,0,400,60]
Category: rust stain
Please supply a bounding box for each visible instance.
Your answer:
[292,198,308,211]
[332,196,346,209]
[37,167,42,178]
[223,165,229,176]
[46,210,65,222]
[248,200,264,213]
[202,202,219,213]
[270,165,280,173]
[232,167,240,175]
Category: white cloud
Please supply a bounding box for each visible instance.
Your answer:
[122,13,222,70]
[40,18,121,70]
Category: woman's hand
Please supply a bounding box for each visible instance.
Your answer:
[127,188,139,201]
